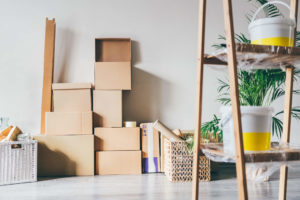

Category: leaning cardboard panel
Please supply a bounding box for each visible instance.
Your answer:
[140,123,160,173]
[94,127,140,151]
[94,38,131,90]
[93,90,122,127]
[96,151,141,175]
[52,83,92,112]
[45,112,93,135]
[34,135,94,176]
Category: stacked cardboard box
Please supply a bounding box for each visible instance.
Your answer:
[34,83,94,176]
[94,38,141,175]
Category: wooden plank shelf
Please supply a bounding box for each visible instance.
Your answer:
[202,144,300,163]
[203,43,300,69]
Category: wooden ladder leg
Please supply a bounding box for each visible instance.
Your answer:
[223,0,248,199]
[192,0,206,199]
[41,18,56,134]
[279,67,294,200]
[279,1,298,199]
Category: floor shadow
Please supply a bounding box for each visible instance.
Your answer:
[211,163,236,180]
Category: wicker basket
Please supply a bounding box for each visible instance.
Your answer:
[0,140,37,185]
[164,139,211,182]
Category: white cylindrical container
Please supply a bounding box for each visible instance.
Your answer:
[220,106,273,156]
[248,1,296,47]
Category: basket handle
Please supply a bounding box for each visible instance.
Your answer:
[251,1,296,25]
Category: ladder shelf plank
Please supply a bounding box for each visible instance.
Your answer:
[203,43,300,69]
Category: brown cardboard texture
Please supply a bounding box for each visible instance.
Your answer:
[140,123,161,173]
[94,62,131,90]
[95,38,131,62]
[94,127,140,151]
[93,90,122,127]
[34,135,94,176]
[160,134,166,172]
[52,83,92,112]
[46,112,92,135]
[96,151,141,175]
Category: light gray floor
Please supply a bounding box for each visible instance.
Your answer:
[0,165,299,200]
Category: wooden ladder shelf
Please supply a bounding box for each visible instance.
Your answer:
[192,1,299,200]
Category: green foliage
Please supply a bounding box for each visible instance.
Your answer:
[246,0,282,21]
[217,69,300,106]
[215,69,300,138]
[201,115,223,142]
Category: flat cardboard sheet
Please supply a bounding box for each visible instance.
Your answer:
[45,112,93,135]
[34,135,94,176]
[93,90,122,128]
[96,151,141,175]
[94,127,140,151]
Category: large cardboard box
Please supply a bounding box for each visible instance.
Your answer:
[94,38,131,90]
[94,127,140,151]
[46,112,93,135]
[33,135,94,176]
[140,123,161,173]
[52,83,92,112]
[96,151,141,175]
[93,90,122,127]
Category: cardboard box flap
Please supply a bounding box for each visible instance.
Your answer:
[52,83,92,90]
[95,38,131,62]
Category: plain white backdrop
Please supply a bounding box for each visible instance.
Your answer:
[0,0,299,144]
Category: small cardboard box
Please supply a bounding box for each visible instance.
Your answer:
[94,127,140,151]
[52,83,92,112]
[46,112,93,135]
[96,151,141,175]
[33,135,94,176]
[140,123,161,173]
[93,90,122,127]
[94,38,131,90]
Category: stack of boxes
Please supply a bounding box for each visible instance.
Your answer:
[93,38,142,175]
[34,83,94,176]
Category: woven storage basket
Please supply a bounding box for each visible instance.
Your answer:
[0,140,37,185]
[164,139,211,182]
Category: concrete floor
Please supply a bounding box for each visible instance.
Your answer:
[0,165,299,200]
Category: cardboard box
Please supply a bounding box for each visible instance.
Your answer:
[33,135,94,176]
[94,127,140,151]
[140,123,161,173]
[94,62,131,90]
[46,112,93,135]
[94,38,131,90]
[52,83,92,112]
[96,151,141,175]
[93,90,122,127]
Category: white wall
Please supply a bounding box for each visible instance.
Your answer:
[0,0,299,145]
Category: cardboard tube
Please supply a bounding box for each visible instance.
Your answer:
[153,120,184,142]
[123,121,137,128]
